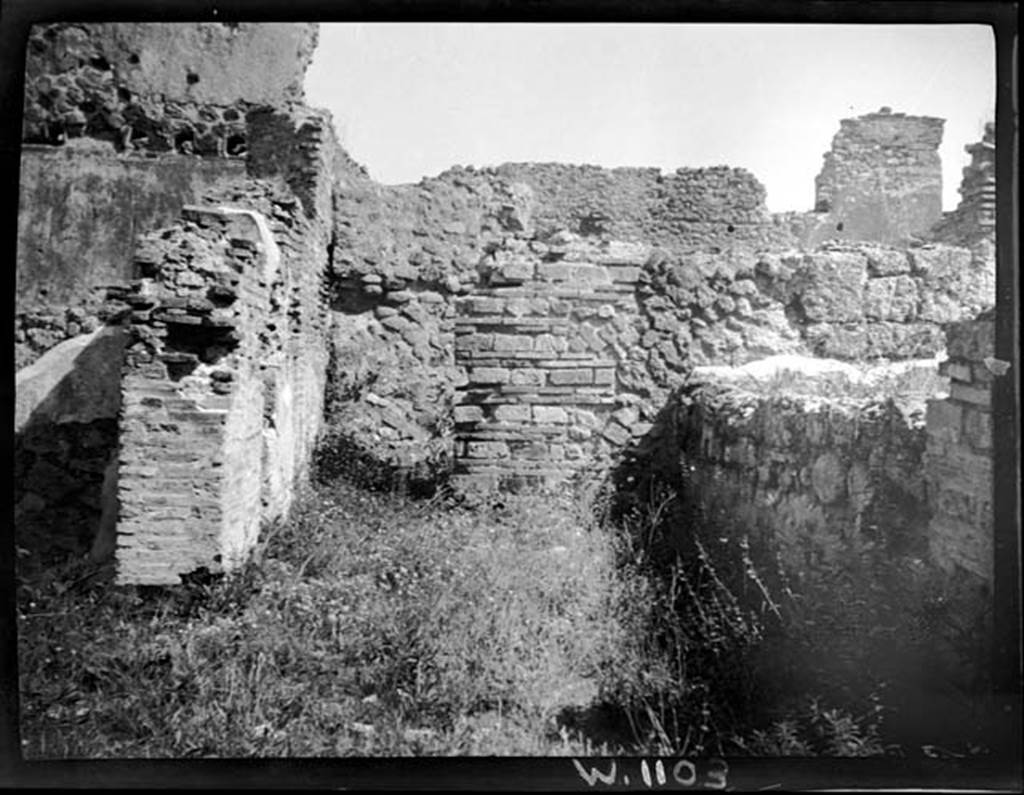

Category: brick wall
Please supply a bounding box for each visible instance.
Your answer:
[239,107,337,520]
[113,206,274,583]
[107,103,337,582]
[931,122,995,254]
[453,239,648,491]
[925,311,996,581]
[22,22,316,153]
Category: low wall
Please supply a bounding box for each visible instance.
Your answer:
[673,379,930,575]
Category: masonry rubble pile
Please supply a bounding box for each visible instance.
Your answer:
[14,22,999,596]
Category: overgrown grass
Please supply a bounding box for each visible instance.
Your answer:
[18,480,636,757]
[18,468,905,758]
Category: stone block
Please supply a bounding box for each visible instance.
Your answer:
[419,291,445,304]
[950,382,990,408]
[380,314,410,333]
[865,247,911,276]
[607,265,643,282]
[612,406,639,427]
[509,368,546,386]
[457,333,494,353]
[385,289,415,304]
[503,298,533,317]
[593,368,616,385]
[797,253,867,322]
[454,405,484,424]
[631,422,653,438]
[470,296,505,314]
[533,406,568,424]
[537,262,611,285]
[465,440,510,459]
[601,421,632,446]
[863,275,918,321]
[493,333,532,352]
[494,404,532,422]
[536,262,573,282]
[470,367,510,384]
[939,361,973,383]
[549,368,593,385]
[908,245,973,277]
[918,292,970,324]
[495,261,535,283]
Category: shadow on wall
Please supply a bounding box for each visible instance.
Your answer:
[600,380,996,749]
[14,325,126,566]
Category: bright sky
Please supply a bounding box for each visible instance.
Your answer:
[305,24,995,212]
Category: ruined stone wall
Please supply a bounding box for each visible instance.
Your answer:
[475,163,798,252]
[14,327,126,559]
[16,21,319,371]
[670,382,930,574]
[106,106,337,583]
[14,21,338,579]
[322,171,535,488]
[22,22,315,153]
[805,108,944,247]
[931,122,996,254]
[649,240,990,364]
[925,311,996,582]
[323,166,989,491]
[16,145,244,369]
[235,106,339,520]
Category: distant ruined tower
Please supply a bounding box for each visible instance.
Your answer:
[931,121,996,251]
[805,107,945,247]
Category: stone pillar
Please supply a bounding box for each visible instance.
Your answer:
[924,310,996,581]
[114,206,277,584]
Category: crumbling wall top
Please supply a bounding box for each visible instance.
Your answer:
[22,22,318,152]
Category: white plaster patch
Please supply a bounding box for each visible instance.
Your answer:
[217,205,281,282]
[15,325,125,432]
